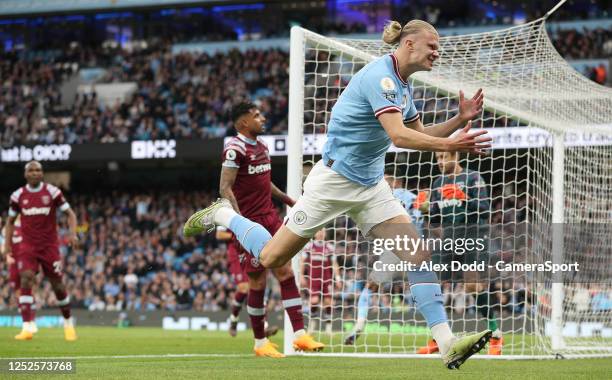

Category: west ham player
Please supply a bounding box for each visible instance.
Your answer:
[2,216,39,334]
[344,173,424,345]
[3,161,78,341]
[185,20,491,368]
[216,102,324,357]
[416,151,503,355]
[216,227,278,338]
[300,228,340,333]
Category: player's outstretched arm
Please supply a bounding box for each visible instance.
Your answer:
[380,112,491,154]
[219,166,241,214]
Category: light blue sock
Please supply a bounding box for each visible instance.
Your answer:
[409,270,447,328]
[228,214,271,260]
[357,287,371,319]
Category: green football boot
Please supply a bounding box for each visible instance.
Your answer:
[183,198,232,237]
[443,330,492,369]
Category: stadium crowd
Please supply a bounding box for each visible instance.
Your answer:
[0,46,289,146]
[0,53,77,147]
[0,22,609,146]
[552,26,612,59]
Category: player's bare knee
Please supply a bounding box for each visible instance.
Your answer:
[247,273,266,290]
[323,297,332,307]
[20,271,35,287]
[50,278,65,291]
[237,282,249,293]
[271,263,293,281]
[260,249,286,268]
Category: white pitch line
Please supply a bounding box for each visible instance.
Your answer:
[2,353,251,360]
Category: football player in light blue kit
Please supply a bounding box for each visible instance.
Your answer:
[184,19,492,369]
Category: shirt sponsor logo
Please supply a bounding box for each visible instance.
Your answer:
[383,92,396,101]
[247,163,271,175]
[21,207,51,216]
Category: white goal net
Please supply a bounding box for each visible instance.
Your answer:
[286,18,612,358]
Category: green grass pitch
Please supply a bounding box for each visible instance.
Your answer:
[1,327,610,379]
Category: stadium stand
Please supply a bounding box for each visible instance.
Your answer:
[1,22,609,147]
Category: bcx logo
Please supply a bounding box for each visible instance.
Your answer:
[131,140,177,159]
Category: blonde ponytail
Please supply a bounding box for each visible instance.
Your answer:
[382,20,403,45]
[382,19,438,45]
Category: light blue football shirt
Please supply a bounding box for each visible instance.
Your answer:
[322,54,419,186]
[393,188,424,236]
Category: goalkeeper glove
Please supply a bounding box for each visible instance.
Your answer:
[413,190,430,213]
[441,184,467,200]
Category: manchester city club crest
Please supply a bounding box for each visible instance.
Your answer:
[250,257,260,268]
[293,210,307,225]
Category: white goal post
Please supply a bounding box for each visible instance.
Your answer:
[285,17,612,359]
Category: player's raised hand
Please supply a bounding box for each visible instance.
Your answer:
[6,253,15,266]
[458,88,484,122]
[446,121,492,155]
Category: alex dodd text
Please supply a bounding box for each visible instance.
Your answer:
[374,260,580,274]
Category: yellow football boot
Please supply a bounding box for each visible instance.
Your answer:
[14,330,33,341]
[254,341,285,358]
[293,334,325,352]
[64,325,78,341]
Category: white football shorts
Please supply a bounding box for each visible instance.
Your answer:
[285,160,407,238]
